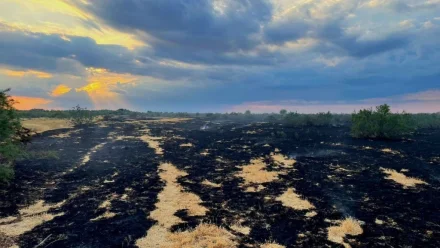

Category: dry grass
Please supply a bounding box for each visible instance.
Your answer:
[143,118,192,123]
[22,118,73,133]
[271,153,296,168]
[381,148,400,155]
[327,217,363,248]
[136,163,208,247]
[180,143,194,147]
[236,158,279,186]
[112,135,137,141]
[230,222,251,235]
[80,142,107,165]
[91,211,116,221]
[305,211,318,218]
[140,130,164,155]
[261,242,286,248]
[167,223,237,248]
[0,200,64,237]
[216,157,227,163]
[0,231,16,248]
[244,185,266,193]
[50,129,81,138]
[125,118,191,125]
[275,188,315,210]
[245,131,257,134]
[200,150,210,156]
[381,168,428,188]
[202,179,222,188]
[98,199,112,209]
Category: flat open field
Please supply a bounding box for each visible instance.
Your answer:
[1,117,439,248]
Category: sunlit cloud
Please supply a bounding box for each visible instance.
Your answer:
[1,69,53,78]
[0,0,144,49]
[11,96,53,110]
[75,82,127,110]
[51,84,72,97]
[74,68,138,109]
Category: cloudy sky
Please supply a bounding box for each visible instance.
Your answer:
[1,0,439,113]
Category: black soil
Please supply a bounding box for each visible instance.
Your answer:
[1,118,439,248]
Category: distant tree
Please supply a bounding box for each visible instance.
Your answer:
[245,110,251,115]
[70,105,94,126]
[280,109,287,115]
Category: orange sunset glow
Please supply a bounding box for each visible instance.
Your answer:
[12,96,53,110]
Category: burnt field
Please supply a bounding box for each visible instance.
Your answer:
[1,117,439,248]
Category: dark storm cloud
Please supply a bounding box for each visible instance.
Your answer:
[264,17,409,58]
[316,22,410,58]
[72,0,272,51]
[68,0,417,65]
[68,0,277,65]
[388,0,440,12]
[263,19,310,45]
[0,29,135,73]
[0,28,206,80]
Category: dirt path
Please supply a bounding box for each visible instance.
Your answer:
[0,118,439,247]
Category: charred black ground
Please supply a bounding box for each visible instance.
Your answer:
[1,117,439,248]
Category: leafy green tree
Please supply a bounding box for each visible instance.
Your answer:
[351,104,414,139]
[280,109,287,115]
[0,89,22,184]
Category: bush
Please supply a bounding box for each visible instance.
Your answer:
[351,104,414,139]
[70,105,94,126]
[0,165,14,184]
[0,89,23,184]
[283,111,340,127]
[412,113,440,129]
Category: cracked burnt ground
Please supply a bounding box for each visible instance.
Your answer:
[1,117,440,248]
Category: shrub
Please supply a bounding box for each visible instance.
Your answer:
[70,105,94,126]
[351,104,414,139]
[283,112,336,127]
[412,113,440,129]
[0,165,14,184]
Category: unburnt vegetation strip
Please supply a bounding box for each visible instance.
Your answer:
[0,116,439,247]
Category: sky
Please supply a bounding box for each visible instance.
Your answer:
[1,0,439,113]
